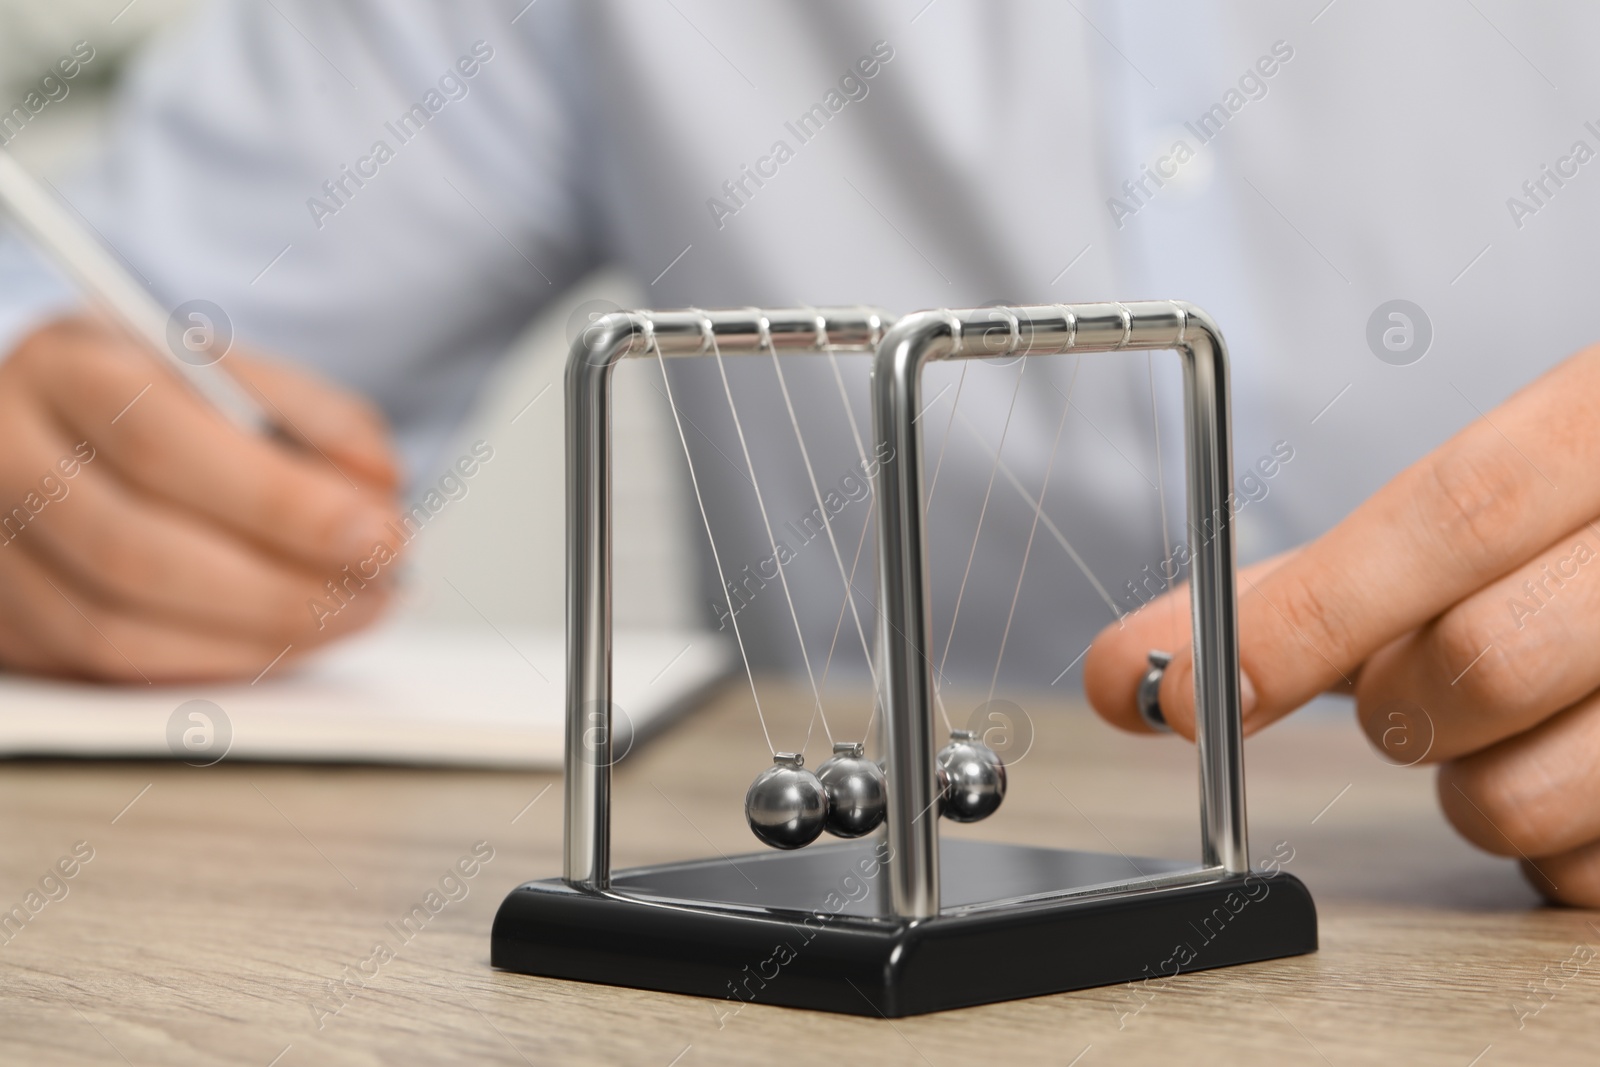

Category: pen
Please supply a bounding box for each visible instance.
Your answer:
[0,146,276,436]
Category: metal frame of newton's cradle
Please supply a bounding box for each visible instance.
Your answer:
[491,302,1317,1017]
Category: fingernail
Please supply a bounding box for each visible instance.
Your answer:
[1239,668,1259,724]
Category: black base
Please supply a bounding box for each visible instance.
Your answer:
[491,839,1317,1017]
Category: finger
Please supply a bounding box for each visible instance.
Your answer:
[1084,549,1307,737]
[37,329,401,571]
[14,456,395,644]
[1436,693,1600,906]
[1148,346,1600,735]
[0,395,326,642]
[1520,840,1600,909]
[227,354,401,491]
[1355,524,1600,763]
[0,544,354,683]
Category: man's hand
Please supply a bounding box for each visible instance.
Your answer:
[0,316,404,682]
[1085,344,1600,906]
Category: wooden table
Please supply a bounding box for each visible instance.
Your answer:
[1,681,1594,1066]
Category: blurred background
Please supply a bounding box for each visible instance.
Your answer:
[11,1,1584,707]
[0,0,185,172]
[0,0,701,637]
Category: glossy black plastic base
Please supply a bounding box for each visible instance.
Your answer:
[491,839,1317,1016]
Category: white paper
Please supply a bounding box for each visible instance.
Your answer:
[0,622,733,768]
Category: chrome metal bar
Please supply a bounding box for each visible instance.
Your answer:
[871,301,1249,918]
[1176,307,1251,874]
[563,306,892,889]
[563,313,636,889]
[871,314,953,919]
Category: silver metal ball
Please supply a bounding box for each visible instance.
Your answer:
[815,741,886,838]
[745,752,827,849]
[937,730,1007,823]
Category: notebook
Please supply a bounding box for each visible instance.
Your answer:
[0,622,733,769]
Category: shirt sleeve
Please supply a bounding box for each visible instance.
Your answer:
[0,0,598,479]
[0,238,76,361]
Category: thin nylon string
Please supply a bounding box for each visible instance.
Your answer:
[650,321,775,754]
[820,349,881,666]
[952,407,1124,623]
[825,350,872,478]
[924,363,968,509]
[922,354,972,732]
[829,354,973,742]
[817,347,884,745]
[703,317,834,752]
[934,359,1029,726]
[818,494,876,700]
[765,332,879,706]
[1147,352,1177,647]
[987,357,1081,702]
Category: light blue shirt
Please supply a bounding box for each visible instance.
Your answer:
[1,0,1596,683]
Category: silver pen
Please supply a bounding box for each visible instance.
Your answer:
[0,146,276,436]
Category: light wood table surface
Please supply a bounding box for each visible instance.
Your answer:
[1,681,1596,1066]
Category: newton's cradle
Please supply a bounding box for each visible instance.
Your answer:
[492,302,1317,1016]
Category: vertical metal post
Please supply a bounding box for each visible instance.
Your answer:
[562,315,638,889]
[1175,304,1250,874]
[871,312,958,920]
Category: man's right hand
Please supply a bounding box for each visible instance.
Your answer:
[1083,341,1600,906]
[0,316,405,682]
